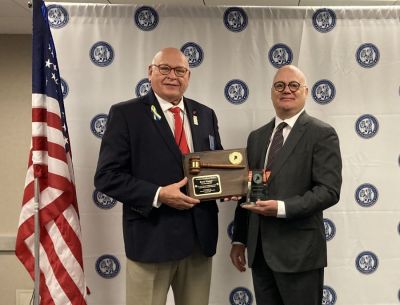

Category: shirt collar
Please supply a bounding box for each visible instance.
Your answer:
[154,92,185,114]
[274,108,305,129]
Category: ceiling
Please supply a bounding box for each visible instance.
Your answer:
[1,0,399,34]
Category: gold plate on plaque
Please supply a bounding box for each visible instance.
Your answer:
[229,151,243,165]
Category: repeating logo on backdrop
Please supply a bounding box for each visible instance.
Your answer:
[355,183,378,207]
[322,286,337,305]
[355,114,379,139]
[355,251,378,274]
[223,7,248,32]
[324,218,336,241]
[60,78,69,99]
[312,80,336,104]
[356,43,379,68]
[91,114,108,138]
[134,6,159,31]
[95,255,120,279]
[135,78,151,97]
[90,41,114,67]
[229,287,253,305]
[181,42,204,68]
[225,79,249,105]
[92,190,117,209]
[47,5,69,29]
[227,221,234,240]
[268,44,293,68]
[312,9,336,33]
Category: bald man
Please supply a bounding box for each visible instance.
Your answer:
[230,65,342,305]
[94,48,223,305]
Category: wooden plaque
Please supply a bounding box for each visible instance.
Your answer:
[182,148,248,200]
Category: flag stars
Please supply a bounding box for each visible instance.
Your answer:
[45,58,52,68]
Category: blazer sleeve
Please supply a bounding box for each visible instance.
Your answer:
[285,124,342,219]
[94,104,158,217]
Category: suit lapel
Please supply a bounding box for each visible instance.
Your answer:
[268,112,309,182]
[184,98,201,152]
[143,90,182,165]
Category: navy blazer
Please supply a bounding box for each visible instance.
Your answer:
[94,90,223,263]
[233,112,342,272]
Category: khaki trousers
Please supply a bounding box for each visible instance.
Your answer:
[126,248,212,305]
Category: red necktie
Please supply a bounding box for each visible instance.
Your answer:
[169,107,190,154]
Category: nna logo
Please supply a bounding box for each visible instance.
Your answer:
[356,43,380,68]
[355,114,379,139]
[90,41,114,67]
[91,114,108,138]
[312,80,336,105]
[322,285,337,305]
[224,79,249,105]
[60,78,69,99]
[355,251,378,274]
[355,183,378,207]
[92,190,117,210]
[135,78,151,97]
[224,7,248,32]
[47,5,69,29]
[312,8,336,33]
[268,43,293,68]
[227,221,234,240]
[323,218,336,241]
[229,287,253,305]
[181,42,204,68]
[134,6,159,31]
[95,255,120,279]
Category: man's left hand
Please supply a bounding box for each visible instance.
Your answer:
[241,199,278,217]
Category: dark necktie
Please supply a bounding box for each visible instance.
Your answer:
[169,107,190,154]
[265,122,287,170]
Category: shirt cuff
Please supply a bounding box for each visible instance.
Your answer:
[277,200,286,218]
[153,187,162,208]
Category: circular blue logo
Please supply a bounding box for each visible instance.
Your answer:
[134,6,159,31]
[224,79,249,105]
[95,255,120,279]
[268,43,293,68]
[355,183,378,207]
[355,114,379,139]
[92,190,117,210]
[355,251,378,274]
[324,218,336,241]
[322,285,337,305]
[356,43,380,68]
[227,221,234,240]
[90,41,114,67]
[229,287,253,305]
[312,80,336,105]
[47,5,69,29]
[91,114,108,138]
[312,9,336,33]
[223,7,248,32]
[135,78,151,97]
[181,42,204,68]
[60,78,69,99]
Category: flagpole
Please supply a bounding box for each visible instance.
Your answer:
[33,177,40,305]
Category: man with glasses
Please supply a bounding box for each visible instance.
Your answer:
[94,47,222,305]
[230,65,342,305]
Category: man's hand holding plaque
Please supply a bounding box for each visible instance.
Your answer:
[182,148,248,201]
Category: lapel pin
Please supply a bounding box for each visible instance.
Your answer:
[151,105,162,121]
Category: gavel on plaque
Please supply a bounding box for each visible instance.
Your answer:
[189,156,245,175]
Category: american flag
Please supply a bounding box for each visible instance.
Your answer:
[15,0,87,304]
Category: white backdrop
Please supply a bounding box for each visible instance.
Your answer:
[48,3,400,305]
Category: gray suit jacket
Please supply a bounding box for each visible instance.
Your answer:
[233,111,342,273]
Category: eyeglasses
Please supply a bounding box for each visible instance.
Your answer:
[273,81,306,93]
[151,64,189,77]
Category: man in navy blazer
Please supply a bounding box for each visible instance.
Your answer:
[230,65,342,305]
[94,48,222,305]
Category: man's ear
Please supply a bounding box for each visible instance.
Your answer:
[148,65,153,79]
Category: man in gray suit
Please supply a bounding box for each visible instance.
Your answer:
[230,65,342,305]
